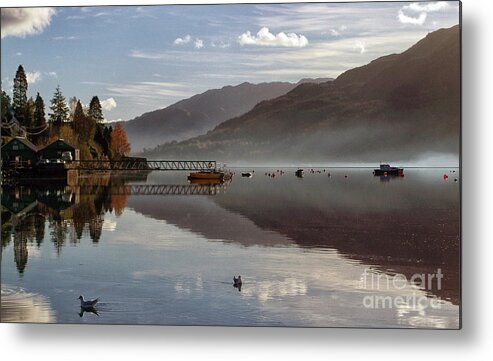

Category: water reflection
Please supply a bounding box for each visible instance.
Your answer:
[1,176,130,272]
[1,285,55,323]
[78,307,99,318]
[128,168,460,305]
[1,174,226,274]
[1,168,460,327]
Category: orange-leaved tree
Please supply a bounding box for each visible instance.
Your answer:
[109,122,131,158]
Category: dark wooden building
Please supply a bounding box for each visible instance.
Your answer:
[38,139,79,161]
[1,137,39,167]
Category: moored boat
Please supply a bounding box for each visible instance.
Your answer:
[373,164,404,176]
[295,169,304,178]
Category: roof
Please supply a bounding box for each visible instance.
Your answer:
[39,138,76,151]
[1,137,38,152]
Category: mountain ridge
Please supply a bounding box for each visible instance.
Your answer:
[142,25,460,164]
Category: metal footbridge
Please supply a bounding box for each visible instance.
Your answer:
[72,160,217,171]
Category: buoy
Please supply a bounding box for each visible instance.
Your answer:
[344,175,348,178]
[328,173,331,177]
[443,174,448,180]
[384,171,388,177]
[454,178,458,182]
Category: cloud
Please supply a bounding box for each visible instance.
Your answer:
[52,35,76,41]
[46,71,58,78]
[211,41,230,49]
[398,10,427,25]
[98,81,193,100]
[353,41,366,54]
[173,35,191,45]
[100,97,117,111]
[327,25,347,37]
[398,2,450,26]
[194,38,204,49]
[26,71,42,84]
[407,2,450,12]
[1,8,56,39]
[173,35,205,49]
[238,27,308,48]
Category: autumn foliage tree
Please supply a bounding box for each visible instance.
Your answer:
[109,123,130,158]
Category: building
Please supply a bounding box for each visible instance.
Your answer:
[38,139,79,161]
[1,137,39,167]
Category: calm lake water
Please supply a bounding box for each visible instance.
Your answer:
[1,168,460,328]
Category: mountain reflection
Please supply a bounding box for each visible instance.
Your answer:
[127,169,460,305]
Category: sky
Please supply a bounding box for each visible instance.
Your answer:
[1,1,460,122]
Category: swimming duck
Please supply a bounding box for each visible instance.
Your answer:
[233,275,242,287]
[78,295,99,308]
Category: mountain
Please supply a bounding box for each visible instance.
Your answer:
[143,25,460,164]
[122,79,331,152]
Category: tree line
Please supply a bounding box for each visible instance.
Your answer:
[1,65,130,160]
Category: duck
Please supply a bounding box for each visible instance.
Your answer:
[78,295,99,308]
[233,275,242,287]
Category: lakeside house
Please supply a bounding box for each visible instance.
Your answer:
[38,139,79,161]
[1,137,39,167]
[1,137,79,168]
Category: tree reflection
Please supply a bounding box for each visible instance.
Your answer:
[1,174,132,275]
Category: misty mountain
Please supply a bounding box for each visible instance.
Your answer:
[122,79,331,152]
[143,25,460,164]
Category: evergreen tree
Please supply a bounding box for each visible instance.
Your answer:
[30,93,47,144]
[1,90,13,137]
[24,97,35,128]
[73,100,95,143]
[33,93,46,127]
[49,85,69,126]
[12,65,28,124]
[88,96,104,123]
[1,90,12,124]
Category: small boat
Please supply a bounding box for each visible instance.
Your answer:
[188,170,225,181]
[295,169,304,178]
[373,164,404,176]
[241,172,253,177]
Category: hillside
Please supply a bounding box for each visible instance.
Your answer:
[143,25,460,164]
[122,79,330,152]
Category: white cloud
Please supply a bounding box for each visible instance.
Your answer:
[52,35,76,41]
[238,27,309,48]
[398,10,427,25]
[407,2,450,12]
[15,52,22,56]
[26,71,42,84]
[211,41,230,49]
[398,2,451,26]
[100,81,193,102]
[354,41,366,54]
[194,38,204,49]
[46,71,58,78]
[173,34,191,45]
[1,8,56,39]
[100,97,117,111]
